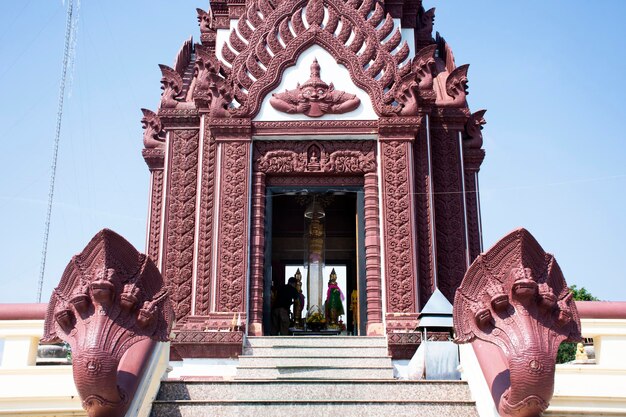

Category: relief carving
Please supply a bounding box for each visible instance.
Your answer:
[269,59,360,117]
[42,229,173,417]
[454,228,581,417]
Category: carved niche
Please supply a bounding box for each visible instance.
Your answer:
[42,229,173,417]
[270,58,360,117]
[454,228,581,417]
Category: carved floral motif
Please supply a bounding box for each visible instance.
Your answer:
[432,128,467,302]
[454,228,581,417]
[163,130,199,321]
[42,229,173,417]
[216,142,250,312]
[380,141,416,313]
[270,59,360,117]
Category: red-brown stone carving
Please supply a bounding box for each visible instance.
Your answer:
[147,170,164,266]
[159,64,185,109]
[464,109,487,148]
[380,140,416,314]
[216,142,250,312]
[254,140,376,175]
[269,59,361,117]
[194,130,218,316]
[454,228,581,417]
[218,0,413,117]
[141,108,165,170]
[413,128,435,308]
[42,229,173,417]
[193,44,233,117]
[163,129,199,321]
[432,128,467,302]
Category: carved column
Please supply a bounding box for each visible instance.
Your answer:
[248,171,266,336]
[463,147,485,262]
[143,154,165,268]
[431,127,467,302]
[378,118,421,338]
[363,172,383,335]
[194,121,218,315]
[414,122,436,309]
[162,129,200,322]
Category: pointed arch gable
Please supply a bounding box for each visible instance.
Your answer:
[221,0,411,118]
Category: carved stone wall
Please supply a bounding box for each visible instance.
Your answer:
[431,127,467,302]
[215,142,251,312]
[379,140,418,324]
[163,130,199,321]
[414,127,435,308]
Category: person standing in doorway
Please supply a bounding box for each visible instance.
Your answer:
[271,277,299,335]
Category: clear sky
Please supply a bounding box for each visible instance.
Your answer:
[0,1,624,303]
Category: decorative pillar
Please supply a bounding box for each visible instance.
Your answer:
[364,172,383,335]
[194,120,218,315]
[162,129,200,322]
[378,117,420,337]
[431,126,467,302]
[212,118,252,317]
[248,171,266,335]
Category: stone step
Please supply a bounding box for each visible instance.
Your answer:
[157,380,474,402]
[245,336,388,348]
[238,355,392,367]
[150,400,479,417]
[242,346,390,357]
[235,365,394,379]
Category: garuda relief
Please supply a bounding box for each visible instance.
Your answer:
[270,59,361,117]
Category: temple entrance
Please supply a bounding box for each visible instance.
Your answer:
[262,188,366,336]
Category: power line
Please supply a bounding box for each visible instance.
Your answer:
[37,0,75,303]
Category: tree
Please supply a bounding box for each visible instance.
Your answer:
[556,285,598,363]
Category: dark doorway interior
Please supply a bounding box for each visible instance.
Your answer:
[264,191,361,335]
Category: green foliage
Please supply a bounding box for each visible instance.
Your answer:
[568,285,598,301]
[556,285,598,363]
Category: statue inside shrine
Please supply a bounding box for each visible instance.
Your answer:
[325,269,345,330]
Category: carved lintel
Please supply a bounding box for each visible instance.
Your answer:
[378,116,421,140]
[157,108,200,128]
[42,229,173,417]
[464,109,487,149]
[209,117,252,141]
[454,228,582,417]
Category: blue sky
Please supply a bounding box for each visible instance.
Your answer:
[0,1,624,303]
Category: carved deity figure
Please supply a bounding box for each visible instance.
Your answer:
[324,269,345,329]
[269,59,361,117]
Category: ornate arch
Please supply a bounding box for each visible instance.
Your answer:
[220,0,412,118]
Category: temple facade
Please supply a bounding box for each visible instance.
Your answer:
[141,0,487,360]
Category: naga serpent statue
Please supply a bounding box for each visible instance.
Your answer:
[42,229,173,417]
[454,228,581,417]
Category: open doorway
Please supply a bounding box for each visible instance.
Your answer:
[262,189,365,335]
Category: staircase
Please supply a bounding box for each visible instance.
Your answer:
[150,336,479,417]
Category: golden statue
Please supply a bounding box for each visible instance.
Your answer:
[575,342,588,362]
